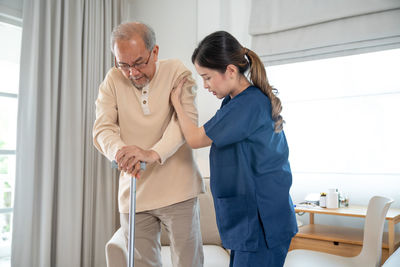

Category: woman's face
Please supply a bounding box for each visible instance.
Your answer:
[194,63,232,99]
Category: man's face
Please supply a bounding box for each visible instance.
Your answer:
[114,36,158,89]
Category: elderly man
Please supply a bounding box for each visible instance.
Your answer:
[93,22,204,267]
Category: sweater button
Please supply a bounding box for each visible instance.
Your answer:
[143,100,147,104]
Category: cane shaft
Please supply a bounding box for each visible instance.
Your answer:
[128,177,136,267]
[110,160,145,267]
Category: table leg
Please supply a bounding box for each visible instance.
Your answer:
[309,213,314,224]
[388,220,395,255]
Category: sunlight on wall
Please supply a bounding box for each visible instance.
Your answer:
[268,49,400,176]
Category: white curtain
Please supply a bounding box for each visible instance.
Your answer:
[249,0,400,65]
[11,0,127,266]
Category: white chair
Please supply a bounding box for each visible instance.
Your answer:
[284,196,393,267]
[382,247,400,267]
[105,228,127,267]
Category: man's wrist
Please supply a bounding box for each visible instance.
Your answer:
[149,150,161,162]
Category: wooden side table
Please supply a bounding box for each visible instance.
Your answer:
[291,205,400,263]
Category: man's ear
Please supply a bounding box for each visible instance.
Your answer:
[152,45,159,62]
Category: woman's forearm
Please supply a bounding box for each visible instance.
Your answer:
[174,102,212,149]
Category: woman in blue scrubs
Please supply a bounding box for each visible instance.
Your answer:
[171,31,298,267]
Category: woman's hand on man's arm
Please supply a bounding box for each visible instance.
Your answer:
[171,79,212,149]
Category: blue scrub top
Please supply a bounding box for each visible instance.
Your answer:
[204,86,298,252]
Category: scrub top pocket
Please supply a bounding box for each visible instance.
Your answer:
[215,195,259,251]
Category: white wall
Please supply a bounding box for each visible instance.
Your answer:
[126,0,400,231]
[126,0,197,70]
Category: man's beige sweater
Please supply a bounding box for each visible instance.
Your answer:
[93,59,204,213]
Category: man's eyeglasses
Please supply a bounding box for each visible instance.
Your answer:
[115,49,153,72]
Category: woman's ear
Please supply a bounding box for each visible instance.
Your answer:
[226,64,238,78]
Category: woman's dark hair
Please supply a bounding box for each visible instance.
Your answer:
[192,31,284,132]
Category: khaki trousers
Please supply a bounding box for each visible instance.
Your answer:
[120,197,204,267]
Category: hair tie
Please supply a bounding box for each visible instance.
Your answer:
[243,47,249,55]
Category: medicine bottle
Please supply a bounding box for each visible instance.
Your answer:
[319,192,327,208]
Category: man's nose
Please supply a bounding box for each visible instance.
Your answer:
[129,67,141,76]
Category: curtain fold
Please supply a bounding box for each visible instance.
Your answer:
[249,0,400,65]
[12,1,126,266]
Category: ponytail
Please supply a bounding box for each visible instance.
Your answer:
[192,31,285,133]
[245,48,284,133]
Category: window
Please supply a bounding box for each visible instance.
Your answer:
[267,49,400,176]
[0,21,21,265]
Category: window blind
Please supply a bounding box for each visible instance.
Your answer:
[249,0,400,65]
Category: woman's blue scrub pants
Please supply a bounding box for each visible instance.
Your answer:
[229,238,291,267]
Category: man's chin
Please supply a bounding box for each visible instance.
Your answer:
[130,77,149,90]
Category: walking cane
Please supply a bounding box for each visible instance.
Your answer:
[112,160,146,267]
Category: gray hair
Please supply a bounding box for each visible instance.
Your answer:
[111,22,156,54]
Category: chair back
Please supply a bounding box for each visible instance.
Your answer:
[357,196,393,266]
